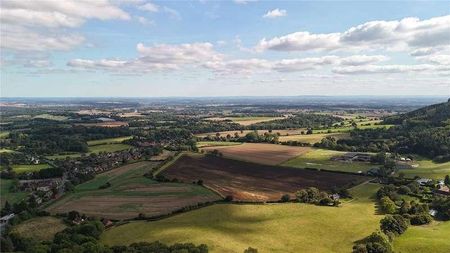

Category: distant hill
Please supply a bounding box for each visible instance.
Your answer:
[384,99,450,127]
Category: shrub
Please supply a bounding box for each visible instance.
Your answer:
[380,215,408,236]
[410,214,432,225]
[280,194,290,202]
[380,197,397,214]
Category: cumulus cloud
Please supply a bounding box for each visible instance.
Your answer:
[333,64,450,75]
[138,2,159,12]
[233,0,258,4]
[263,9,287,19]
[256,15,450,52]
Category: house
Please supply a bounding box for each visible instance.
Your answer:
[330,194,340,200]
[429,209,438,217]
[0,213,15,233]
[416,178,432,186]
[435,185,450,195]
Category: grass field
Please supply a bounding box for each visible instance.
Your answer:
[205,116,284,126]
[47,143,132,160]
[101,183,382,253]
[0,131,9,139]
[0,148,16,153]
[46,161,220,219]
[279,132,350,144]
[313,122,394,134]
[393,221,450,253]
[397,158,450,179]
[0,179,28,206]
[201,143,310,165]
[196,129,306,138]
[197,141,242,148]
[10,164,51,174]
[87,136,133,146]
[33,114,68,121]
[11,216,67,241]
[282,148,375,173]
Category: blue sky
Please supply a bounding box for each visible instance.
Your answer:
[1,0,449,97]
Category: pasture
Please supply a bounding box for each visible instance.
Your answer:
[282,148,375,173]
[197,141,242,148]
[205,116,284,126]
[11,216,67,241]
[161,154,369,201]
[33,114,68,121]
[87,136,132,146]
[201,143,310,165]
[101,183,382,253]
[47,143,132,160]
[397,158,450,179]
[279,132,350,144]
[45,161,220,219]
[393,221,450,253]
[74,121,128,127]
[11,164,51,174]
[0,179,28,206]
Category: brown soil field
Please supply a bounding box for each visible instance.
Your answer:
[201,143,310,165]
[161,155,370,202]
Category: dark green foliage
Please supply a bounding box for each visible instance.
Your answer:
[280,194,290,202]
[352,232,392,253]
[243,247,258,253]
[409,213,432,225]
[248,113,342,130]
[431,196,450,220]
[380,197,396,214]
[296,187,337,206]
[380,215,409,236]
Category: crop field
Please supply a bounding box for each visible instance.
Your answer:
[282,148,375,173]
[161,154,369,201]
[1,179,28,206]
[46,161,221,219]
[279,132,350,144]
[10,164,51,174]
[87,136,133,146]
[205,116,284,126]
[197,141,243,148]
[195,129,306,138]
[47,143,132,160]
[11,216,67,241]
[396,158,450,179]
[201,143,310,165]
[393,221,450,253]
[101,183,382,253]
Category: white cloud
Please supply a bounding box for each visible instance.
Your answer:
[138,2,159,12]
[137,16,154,26]
[339,55,388,66]
[263,9,287,19]
[256,15,450,52]
[333,64,450,75]
[233,0,258,4]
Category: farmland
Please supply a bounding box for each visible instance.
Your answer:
[196,129,306,138]
[197,141,243,148]
[11,216,67,241]
[205,116,284,126]
[396,158,450,179]
[282,148,375,173]
[74,121,129,127]
[393,221,450,253]
[0,179,28,206]
[201,143,310,165]
[161,154,369,201]
[45,161,221,219]
[279,132,350,144]
[10,164,51,174]
[101,183,382,253]
[86,136,132,146]
[47,143,132,160]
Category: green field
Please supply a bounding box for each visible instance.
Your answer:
[10,164,51,174]
[397,158,450,179]
[33,114,68,121]
[313,122,394,134]
[197,141,243,148]
[0,179,28,206]
[282,148,375,173]
[0,131,9,139]
[11,216,67,241]
[101,183,382,253]
[279,132,349,144]
[0,148,16,153]
[393,221,450,253]
[46,161,220,219]
[87,136,133,146]
[47,143,132,159]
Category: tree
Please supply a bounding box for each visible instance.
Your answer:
[380,197,397,214]
[280,194,290,202]
[244,247,258,253]
[380,215,408,236]
[445,175,450,186]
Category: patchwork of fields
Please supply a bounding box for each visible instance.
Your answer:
[201,143,310,165]
[204,116,284,126]
[101,183,383,253]
[46,161,221,219]
[161,154,369,201]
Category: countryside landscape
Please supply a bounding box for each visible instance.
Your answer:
[1,1,450,253]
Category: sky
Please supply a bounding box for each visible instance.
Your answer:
[1,0,450,97]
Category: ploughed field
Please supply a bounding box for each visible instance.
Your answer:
[201,143,309,165]
[161,154,370,201]
[45,161,221,219]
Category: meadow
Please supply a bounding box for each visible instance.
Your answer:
[0,179,28,206]
[86,136,133,146]
[45,161,220,219]
[47,142,132,160]
[205,116,284,126]
[393,221,450,253]
[11,164,51,174]
[196,141,242,148]
[278,132,350,144]
[11,216,67,241]
[282,148,375,173]
[397,158,450,179]
[101,183,382,253]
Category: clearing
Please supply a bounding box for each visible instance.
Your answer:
[45,161,221,219]
[201,143,310,165]
[11,216,67,241]
[161,154,369,201]
[282,148,375,173]
[101,183,382,253]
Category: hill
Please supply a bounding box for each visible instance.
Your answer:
[384,100,450,127]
